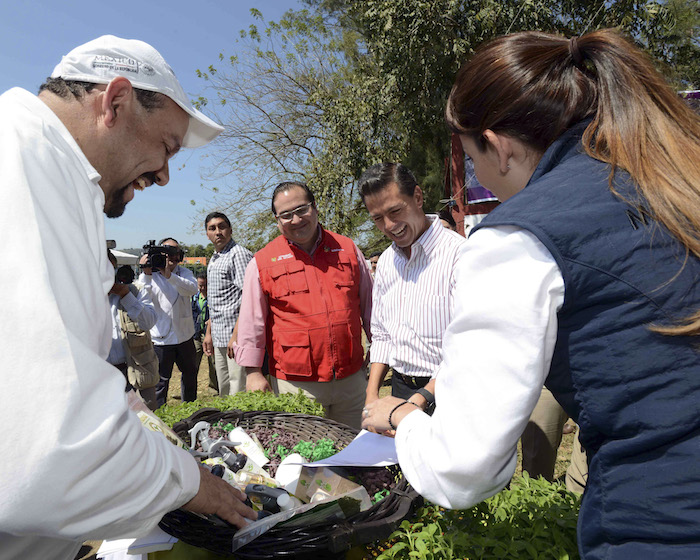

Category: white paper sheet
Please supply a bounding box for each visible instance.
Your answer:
[96,525,177,558]
[301,429,398,467]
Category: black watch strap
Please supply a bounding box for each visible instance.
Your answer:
[415,387,435,405]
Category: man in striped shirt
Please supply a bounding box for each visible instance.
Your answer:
[360,163,466,411]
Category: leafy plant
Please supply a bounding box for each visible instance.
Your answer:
[155,390,325,427]
[370,474,580,559]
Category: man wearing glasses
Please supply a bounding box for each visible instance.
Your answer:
[233,182,373,429]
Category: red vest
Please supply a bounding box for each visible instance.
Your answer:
[256,229,365,382]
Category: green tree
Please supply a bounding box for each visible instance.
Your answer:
[195,9,406,250]
[197,1,698,244]
[184,244,207,257]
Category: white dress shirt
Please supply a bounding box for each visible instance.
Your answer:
[395,225,565,509]
[371,215,466,376]
[140,266,198,346]
[0,88,199,560]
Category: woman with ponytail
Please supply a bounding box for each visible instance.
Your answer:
[362,29,700,558]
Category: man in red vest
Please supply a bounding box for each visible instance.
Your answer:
[233,182,373,429]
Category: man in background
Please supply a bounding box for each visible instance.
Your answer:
[139,238,199,407]
[0,35,253,560]
[368,251,381,277]
[202,212,252,395]
[234,182,373,429]
[107,250,159,409]
[192,272,217,393]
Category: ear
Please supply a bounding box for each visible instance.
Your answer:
[483,129,513,175]
[102,77,134,129]
[413,185,424,209]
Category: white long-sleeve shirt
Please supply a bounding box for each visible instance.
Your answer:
[371,215,466,376]
[395,225,564,508]
[107,285,157,366]
[0,88,200,560]
[139,266,198,346]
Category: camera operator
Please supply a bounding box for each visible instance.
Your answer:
[139,237,199,408]
[107,250,159,410]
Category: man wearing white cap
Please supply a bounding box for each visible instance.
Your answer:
[0,36,255,560]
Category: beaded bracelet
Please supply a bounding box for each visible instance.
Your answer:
[388,400,419,430]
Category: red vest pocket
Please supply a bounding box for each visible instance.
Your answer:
[286,261,309,294]
[274,330,313,377]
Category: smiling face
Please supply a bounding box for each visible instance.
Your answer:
[273,185,319,252]
[100,94,188,218]
[364,182,430,254]
[206,217,233,252]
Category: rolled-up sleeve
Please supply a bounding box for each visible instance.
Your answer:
[233,258,268,367]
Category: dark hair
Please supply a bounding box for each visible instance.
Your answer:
[446,29,700,335]
[271,182,316,215]
[38,77,165,112]
[116,265,135,284]
[205,211,231,228]
[438,207,457,229]
[358,163,418,201]
[196,271,208,281]
[369,251,382,259]
[157,237,184,262]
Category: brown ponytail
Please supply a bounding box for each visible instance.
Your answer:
[447,29,700,336]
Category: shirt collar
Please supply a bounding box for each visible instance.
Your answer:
[211,238,237,261]
[287,224,324,255]
[17,89,102,185]
[390,214,441,260]
[214,238,236,256]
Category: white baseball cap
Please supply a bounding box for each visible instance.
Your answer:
[51,35,224,148]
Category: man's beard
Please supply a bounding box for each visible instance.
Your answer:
[104,185,130,218]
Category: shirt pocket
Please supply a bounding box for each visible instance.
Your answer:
[268,262,309,298]
[331,252,355,291]
[413,294,450,340]
[286,261,309,294]
[274,330,313,377]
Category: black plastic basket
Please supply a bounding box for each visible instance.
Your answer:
[158,408,422,559]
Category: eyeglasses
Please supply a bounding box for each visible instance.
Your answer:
[276,202,314,223]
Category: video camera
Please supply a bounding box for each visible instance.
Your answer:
[141,240,183,270]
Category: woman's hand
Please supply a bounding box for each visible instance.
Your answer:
[361,396,420,436]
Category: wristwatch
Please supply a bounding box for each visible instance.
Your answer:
[413,387,435,413]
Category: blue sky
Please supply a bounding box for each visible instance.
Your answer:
[1,0,300,249]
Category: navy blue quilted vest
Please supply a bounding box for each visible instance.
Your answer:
[474,123,700,559]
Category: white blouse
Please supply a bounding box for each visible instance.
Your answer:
[395,225,565,508]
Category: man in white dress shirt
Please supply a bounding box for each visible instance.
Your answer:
[139,238,199,408]
[0,35,254,560]
[360,163,466,412]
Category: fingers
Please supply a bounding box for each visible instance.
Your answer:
[214,485,258,528]
[183,467,257,529]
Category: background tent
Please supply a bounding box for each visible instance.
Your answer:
[111,249,139,266]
